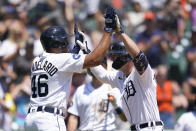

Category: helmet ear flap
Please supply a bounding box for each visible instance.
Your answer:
[40,32,50,51]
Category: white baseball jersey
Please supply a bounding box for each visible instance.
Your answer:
[90,64,161,125]
[25,52,86,131]
[68,82,121,130]
[29,52,86,112]
[175,111,196,131]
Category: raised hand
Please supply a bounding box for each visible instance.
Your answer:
[76,31,91,54]
[104,6,116,33]
[114,14,124,34]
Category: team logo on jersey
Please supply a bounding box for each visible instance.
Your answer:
[124,80,136,100]
[98,99,109,112]
[72,54,81,60]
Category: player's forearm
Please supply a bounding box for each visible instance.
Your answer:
[90,66,108,82]
[118,112,127,121]
[83,32,111,68]
[67,115,78,131]
[90,32,111,60]
[120,33,140,58]
[120,33,148,74]
[90,65,118,87]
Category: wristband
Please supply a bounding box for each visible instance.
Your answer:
[115,107,123,115]
[104,27,113,33]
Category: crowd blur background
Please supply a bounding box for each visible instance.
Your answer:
[0,0,196,130]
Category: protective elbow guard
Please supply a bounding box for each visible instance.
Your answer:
[133,51,148,72]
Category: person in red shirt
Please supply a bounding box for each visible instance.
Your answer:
[156,65,188,129]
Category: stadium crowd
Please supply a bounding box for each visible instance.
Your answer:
[0,0,196,130]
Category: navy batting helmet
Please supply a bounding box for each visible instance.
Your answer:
[109,41,127,55]
[40,26,72,51]
[109,41,131,69]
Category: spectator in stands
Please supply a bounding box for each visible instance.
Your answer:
[9,75,31,130]
[183,61,196,111]
[156,65,188,129]
[8,36,33,130]
[186,29,196,74]
[0,20,25,62]
[0,21,8,42]
[125,1,145,36]
[0,69,10,131]
[165,29,188,84]
[0,20,27,82]
[136,11,168,68]
[36,0,68,27]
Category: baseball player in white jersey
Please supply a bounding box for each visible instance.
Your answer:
[67,79,123,130]
[67,61,126,131]
[77,13,163,131]
[175,110,196,131]
[24,7,117,131]
[175,101,196,131]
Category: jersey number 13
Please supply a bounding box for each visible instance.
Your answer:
[31,74,49,98]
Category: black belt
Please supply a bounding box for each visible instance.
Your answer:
[131,121,163,130]
[28,106,64,116]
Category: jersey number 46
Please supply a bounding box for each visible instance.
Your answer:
[31,74,48,98]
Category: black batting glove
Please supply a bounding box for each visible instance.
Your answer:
[104,6,116,33]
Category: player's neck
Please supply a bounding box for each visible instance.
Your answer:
[92,79,102,89]
[48,48,68,53]
[120,62,133,77]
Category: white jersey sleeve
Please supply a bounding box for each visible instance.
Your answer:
[134,64,156,89]
[175,112,196,131]
[175,114,186,131]
[90,65,122,88]
[52,53,86,73]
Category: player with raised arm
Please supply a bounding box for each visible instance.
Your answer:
[67,59,126,131]
[77,12,164,131]
[24,7,116,131]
